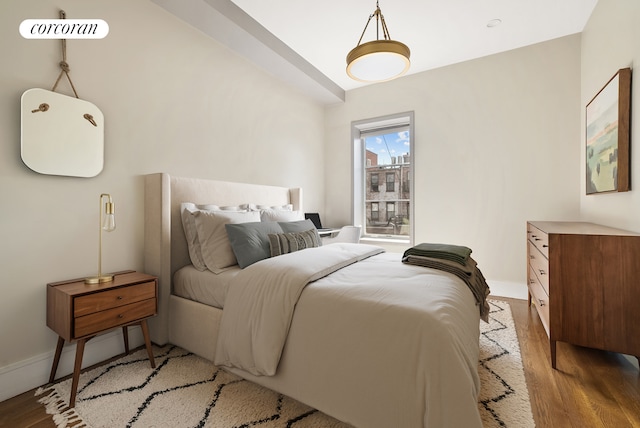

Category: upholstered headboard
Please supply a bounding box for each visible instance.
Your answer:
[143,173,302,344]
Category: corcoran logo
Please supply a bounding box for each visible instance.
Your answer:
[20,19,109,39]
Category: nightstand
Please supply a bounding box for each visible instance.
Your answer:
[46,270,158,407]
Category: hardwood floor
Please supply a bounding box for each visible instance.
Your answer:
[507,297,640,428]
[1,297,639,427]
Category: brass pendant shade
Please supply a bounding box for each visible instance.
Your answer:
[346,2,410,82]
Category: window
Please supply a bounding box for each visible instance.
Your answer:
[386,202,395,221]
[352,112,414,242]
[385,172,395,192]
[371,202,379,221]
[371,174,379,192]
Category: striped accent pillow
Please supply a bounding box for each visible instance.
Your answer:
[268,229,321,257]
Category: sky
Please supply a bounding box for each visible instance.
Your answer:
[365,131,410,165]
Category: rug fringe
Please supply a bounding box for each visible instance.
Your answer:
[35,385,88,428]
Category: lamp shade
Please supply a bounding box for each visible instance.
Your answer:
[85,193,116,284]
[102,199,116,231]
[347,40,410,82]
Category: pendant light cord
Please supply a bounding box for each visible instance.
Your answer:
[355,1,393,47]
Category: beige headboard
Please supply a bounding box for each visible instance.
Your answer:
[143,173,303,344]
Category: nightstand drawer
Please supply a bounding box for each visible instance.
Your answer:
[74,281,156,317]
[74,298,156,338]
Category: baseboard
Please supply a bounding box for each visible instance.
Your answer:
[487,280,528,300]
[0,328,144,403]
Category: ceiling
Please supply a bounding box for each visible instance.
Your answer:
[152,0,598,104]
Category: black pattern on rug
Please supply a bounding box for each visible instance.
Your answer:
[36,299,533,427]
[37,345,342,428]
[478,299,535,427]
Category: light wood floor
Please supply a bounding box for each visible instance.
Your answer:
[1,297,639,427]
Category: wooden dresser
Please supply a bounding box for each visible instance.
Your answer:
[527,221,640,369]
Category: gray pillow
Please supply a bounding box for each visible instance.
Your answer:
[268,229,321,257]
[279,219,322,244]
[225,221,284,268]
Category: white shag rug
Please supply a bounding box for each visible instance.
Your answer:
[37,299,533,427]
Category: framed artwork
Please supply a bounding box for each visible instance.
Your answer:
[586,67,632,194]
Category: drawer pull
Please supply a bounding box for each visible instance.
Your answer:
[542,244,548,248]
[529,255,534,259]
[531,235,537,238]
[118,314,124,319]
[117,296,123,300]
[534,238,541,241]
[538,270,546,275]
[537,298,546,307]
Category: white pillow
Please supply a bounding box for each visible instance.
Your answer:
[193,210,260,273]
[259,209,304,222]
[180,203,248,271]
[248,203,293,211]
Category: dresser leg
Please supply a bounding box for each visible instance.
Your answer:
[527,291,532,307]
[122,326,130,354]
[550,340,557,369]
[49,337,65,383]
[140,319,155,368]
[69,339,87,408]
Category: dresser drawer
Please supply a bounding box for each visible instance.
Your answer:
[74,281,156,317]
[528,241,549,295]
[528,266,550,336]
[527,223,549,257]
[74,298,156,338]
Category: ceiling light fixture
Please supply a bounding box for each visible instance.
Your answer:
[346,1,410,83]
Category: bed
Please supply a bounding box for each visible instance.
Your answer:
[144,172,485,427]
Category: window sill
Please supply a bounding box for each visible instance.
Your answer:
[361,236,410,244]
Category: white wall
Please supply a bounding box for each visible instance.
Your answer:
[325,35,582,288]
[580,0,640,229]
[581,0,640,370]
[0,0,325,400]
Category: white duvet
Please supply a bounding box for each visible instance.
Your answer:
[215,243,482,427]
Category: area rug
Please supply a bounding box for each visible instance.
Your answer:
[479,299,535,427]
[36,299,533,427]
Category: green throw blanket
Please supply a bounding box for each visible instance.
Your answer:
[402,242,472,266]
[402,243,490,322]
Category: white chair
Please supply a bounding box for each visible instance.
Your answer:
[322,226,361,244]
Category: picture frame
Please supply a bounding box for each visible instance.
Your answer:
[585,67,632,194]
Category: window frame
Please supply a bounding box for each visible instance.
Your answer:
[351,111,415,244]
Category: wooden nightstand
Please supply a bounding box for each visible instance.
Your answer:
[46,270,158,407]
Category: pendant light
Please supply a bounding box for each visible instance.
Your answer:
[346,1,410,82]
